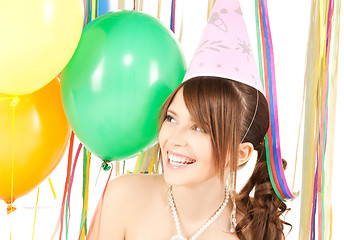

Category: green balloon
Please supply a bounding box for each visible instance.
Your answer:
[61,11,186,161]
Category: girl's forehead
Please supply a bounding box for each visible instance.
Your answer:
[167,89,200,124]
[168,89,185,110]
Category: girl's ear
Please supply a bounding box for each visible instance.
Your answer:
[238,142,254,166]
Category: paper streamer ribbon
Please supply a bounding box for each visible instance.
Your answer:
[48,177,57,200]
[58,132,74,240]
[170,0,176,33]
[8,97,20,239]
[255,0,295,202]
[31,187,40,240]
[133,144,159,174]
[79,148,91,240]
[84,162,113,240]
[299,0,341,239]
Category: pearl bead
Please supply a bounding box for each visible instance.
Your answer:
[168,184,230,240]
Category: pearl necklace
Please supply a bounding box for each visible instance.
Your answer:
[168,185,230,240]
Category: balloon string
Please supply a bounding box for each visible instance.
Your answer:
[93,165,103,191]
[59,131,75,240]
[48,177,57,200]
[83,162,113,240]
[66,143,83,236]
[31,187,40,240]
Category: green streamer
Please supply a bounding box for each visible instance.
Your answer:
[255,0,284,202]
[255,0,265,89]
[265,136,284,202]
[122,160,126,175]
[79,147,87,234]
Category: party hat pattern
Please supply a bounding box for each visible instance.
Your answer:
[183,0,264,94]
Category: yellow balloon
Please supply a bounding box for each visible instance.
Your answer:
[0,77,70,204]
[0,0,84,95]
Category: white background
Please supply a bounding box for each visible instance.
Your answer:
[0,0,343,239]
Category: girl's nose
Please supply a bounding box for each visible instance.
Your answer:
[168,126,188,147]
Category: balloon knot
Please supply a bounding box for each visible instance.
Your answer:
[7,204,16,215]
[11,97,20,107]
[102,161,112,171]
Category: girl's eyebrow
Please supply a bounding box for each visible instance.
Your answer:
[167,109,197,123]
[167,109,178,116]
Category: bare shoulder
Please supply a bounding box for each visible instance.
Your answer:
[87,174,165,240]
[104,173,165,214]
[109,173,164,188]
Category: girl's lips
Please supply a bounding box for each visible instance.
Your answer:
[167,151,195,161]
[166,151,196,169]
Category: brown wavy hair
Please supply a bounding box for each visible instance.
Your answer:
[158,76,290,240]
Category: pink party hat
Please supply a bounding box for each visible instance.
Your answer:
[184,0,264,94]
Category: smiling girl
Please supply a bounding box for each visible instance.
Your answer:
[87,0,291,239]
[87,77,290,240]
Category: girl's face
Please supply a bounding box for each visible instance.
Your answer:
[158,89,218,187]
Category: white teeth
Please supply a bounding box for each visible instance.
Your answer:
[168,152,196,166]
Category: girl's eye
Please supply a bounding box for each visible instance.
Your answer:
[193,125,207,133]
[165,115,176,123]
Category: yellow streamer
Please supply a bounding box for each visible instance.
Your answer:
[115,161,121,176]
[139,0,143,11]
[157,0,162,19]
[329,205,333,240]
[48,177,57,200]
[207,0,215,20]
[133,152,143,173]
[148,148,156,174]
[91,0,96,20]
[178,1,184,43]
[9,97,20,240]
[118,0,125,10]
[81,151,90,240]
[298,1,320,238]
[50,211,61,240]
[148,145,159,174]
[324,1,341,238]
[134,0,139,11]
[299,0,340,238]
[32,187,40,240]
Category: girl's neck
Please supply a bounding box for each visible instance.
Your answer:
[166,177,229,232]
